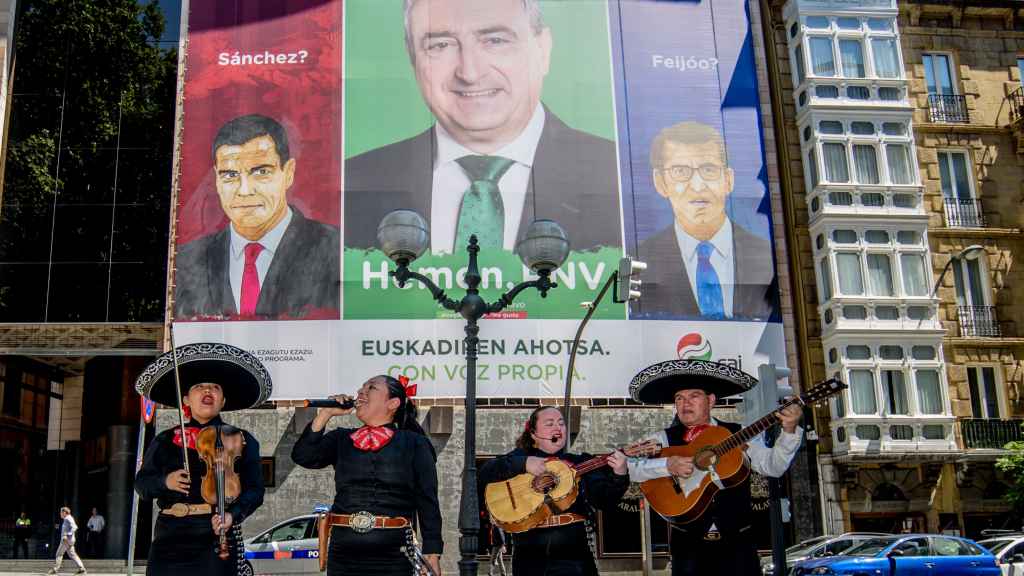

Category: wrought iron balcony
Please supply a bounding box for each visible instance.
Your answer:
[943,198,986,228]
[961,418,1024,449]
[928,93,970,123]
[1010,86,1024,125]
[958,305,1001,337]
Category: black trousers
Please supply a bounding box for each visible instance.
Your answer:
[86,531,103,557]
[670,529,761,576]
[326,525,412,576]
[512,524,597,576]
[13,537,29,559]
[147,515,241,576]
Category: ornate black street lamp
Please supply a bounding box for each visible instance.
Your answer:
[376,209,571,576]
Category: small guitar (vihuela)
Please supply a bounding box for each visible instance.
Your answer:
[640,378,846,527]
[485,441,659,533]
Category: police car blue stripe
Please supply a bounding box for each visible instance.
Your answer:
[245,549,319,560]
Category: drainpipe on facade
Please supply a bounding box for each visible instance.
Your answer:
[757,0,826,535]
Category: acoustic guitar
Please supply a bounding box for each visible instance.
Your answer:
[640,378,846,527]
[485,441,659,533]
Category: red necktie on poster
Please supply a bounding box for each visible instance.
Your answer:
[240,242,264,315]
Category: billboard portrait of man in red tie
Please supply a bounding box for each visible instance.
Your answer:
[174,114,340,321]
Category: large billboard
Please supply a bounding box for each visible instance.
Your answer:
[172,0,786,399]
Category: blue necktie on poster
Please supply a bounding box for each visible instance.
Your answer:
[696,242,724,319]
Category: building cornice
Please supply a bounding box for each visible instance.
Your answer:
[915,123,1011,135]
[831,451,963,464]
[0,323,163,356]
[929,227,1023,239]
[944,337,1024,347]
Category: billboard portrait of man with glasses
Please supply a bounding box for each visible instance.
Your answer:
[631,121,778,322]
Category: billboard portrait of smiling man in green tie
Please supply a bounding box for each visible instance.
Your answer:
[343,0,622,256]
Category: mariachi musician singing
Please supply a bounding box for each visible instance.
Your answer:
[479,406,629,576]
[291,375,442,576]
[134,343,269,576]
[626,359,802,576]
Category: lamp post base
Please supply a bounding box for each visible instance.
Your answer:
[458,532,479,576]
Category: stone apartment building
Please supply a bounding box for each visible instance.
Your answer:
[764,0,1024,537]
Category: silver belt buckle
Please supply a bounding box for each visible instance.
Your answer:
[350,511,376,534]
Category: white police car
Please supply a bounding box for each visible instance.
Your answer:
[242,510,323,575]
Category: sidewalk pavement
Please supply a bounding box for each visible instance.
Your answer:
[0,560,147,575]
[0,569,142,573]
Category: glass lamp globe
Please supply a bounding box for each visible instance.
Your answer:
[959,245,984,261]
[377,209,429,263]
[516,219,570,274]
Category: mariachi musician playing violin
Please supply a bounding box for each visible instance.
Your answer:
[479,406,629,576]
[134,343,269,576]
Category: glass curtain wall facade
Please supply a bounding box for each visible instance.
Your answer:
[0,0,180,560]
[0,0,179,322]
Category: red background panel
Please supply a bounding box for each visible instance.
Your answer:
[176,0,342,245]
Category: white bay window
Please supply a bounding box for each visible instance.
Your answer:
[806,119,917,189]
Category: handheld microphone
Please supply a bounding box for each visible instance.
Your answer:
[303,398,355,409]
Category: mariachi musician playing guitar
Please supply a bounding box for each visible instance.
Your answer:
[479,406,630,576]
[627,359,802,576]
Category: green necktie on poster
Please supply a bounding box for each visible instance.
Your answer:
[454,155,516,250]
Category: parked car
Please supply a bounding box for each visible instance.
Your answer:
[243,513,321,576]
[761,532,890,575]
[792,534,1000,575]
[981,530,1024,539]
[978,534,1024,575]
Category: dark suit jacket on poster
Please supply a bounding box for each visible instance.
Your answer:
[630,221,779,322]
[174,206,340,320]
[344,109,622,251]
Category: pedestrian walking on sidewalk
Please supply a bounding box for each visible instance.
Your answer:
[48,507,86,575]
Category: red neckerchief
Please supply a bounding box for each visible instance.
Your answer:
[684,424,711,443]
[350,426,395,452]
[172,427,201,450]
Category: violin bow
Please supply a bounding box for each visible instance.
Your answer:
[168,327,191,478]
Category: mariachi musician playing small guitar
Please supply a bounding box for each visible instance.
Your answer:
[479,406,630,576]
[626,359,803,576]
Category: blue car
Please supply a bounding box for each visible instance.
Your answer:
[793,534,1000,575]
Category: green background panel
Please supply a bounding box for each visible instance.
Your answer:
[344,0,616,157]
[344,248,625,319]
[342,0,622,320]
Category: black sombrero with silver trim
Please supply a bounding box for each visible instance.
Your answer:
[629,359,757,404]
[134,342,272,411]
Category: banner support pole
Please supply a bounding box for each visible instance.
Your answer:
[126,407,148,575]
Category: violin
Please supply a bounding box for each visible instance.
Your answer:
[196,425,245,560]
